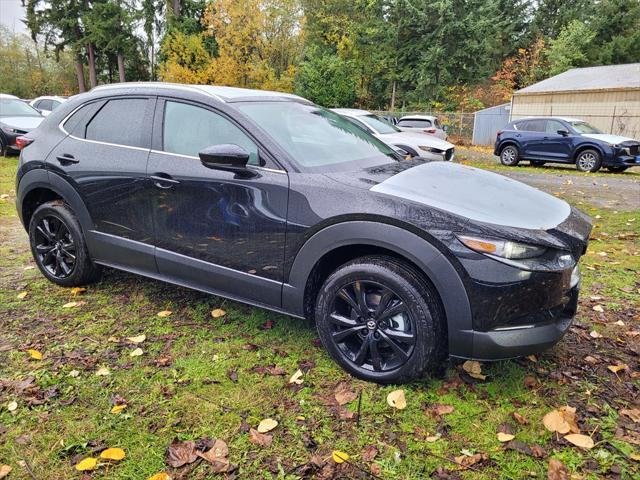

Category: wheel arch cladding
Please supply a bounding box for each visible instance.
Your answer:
[574,143,604,162]
[283,221,474,356]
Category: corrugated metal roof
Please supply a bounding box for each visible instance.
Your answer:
[514,63,640,95]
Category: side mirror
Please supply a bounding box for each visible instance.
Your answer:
[199,144,250,171]
[557,129,570,136]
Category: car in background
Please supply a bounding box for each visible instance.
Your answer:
[397,115,448,140]
[0,94,44,155]
[495,117,640,173]
[381,114,398,125]
[332,108,455,161]
[30,96,67,116]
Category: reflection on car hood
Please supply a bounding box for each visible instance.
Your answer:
[581,133,639,144]
[369,161,571,230]
[0,115,43,130]
[377,131,453,150]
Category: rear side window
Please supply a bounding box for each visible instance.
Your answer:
[85,98,149,148]
[398,119,432,128]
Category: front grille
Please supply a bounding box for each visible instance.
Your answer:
[14,129,28,134]
[445,148,454,161]
[629,145,639,156]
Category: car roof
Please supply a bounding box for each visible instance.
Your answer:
[513,116,583,123]
[91,82,306,103]
[332,108,372,117]
[32,95,67,101]
[0,93,20,99]
[399,115,437,121]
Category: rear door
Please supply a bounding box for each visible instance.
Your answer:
[46,96,157,271]
[518,119,547,158]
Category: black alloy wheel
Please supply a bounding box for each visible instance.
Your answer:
[34,215,77,278]
[328,280,416,372]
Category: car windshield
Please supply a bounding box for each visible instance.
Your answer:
[358,114,400,134]
[569,121,602,134]
[0,98,41,117]
[237,102,398,171]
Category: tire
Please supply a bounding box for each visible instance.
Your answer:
[315,255,445,384]
[28,201,101,287]
[0,136,6,157]
[606,166,628,173]
[499,145,519,166]
[530,160,546,167]
[575,149,602,172]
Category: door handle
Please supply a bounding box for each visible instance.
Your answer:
[150,173,180,189]
[56,154,79,165]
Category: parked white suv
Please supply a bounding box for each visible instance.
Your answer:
[397,115,448,140]
[333,109,455,161]
[29,96,67,116]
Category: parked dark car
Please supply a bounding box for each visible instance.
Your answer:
[0,94,44,155]
[16,83,591,384]
[495,116,640,173]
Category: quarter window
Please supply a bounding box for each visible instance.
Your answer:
[85,98,149,148]
[162,101,259,166]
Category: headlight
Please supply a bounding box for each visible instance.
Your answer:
[458,235,546,259]
[419,146,443,153]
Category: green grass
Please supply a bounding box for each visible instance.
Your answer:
[0,155,638,479]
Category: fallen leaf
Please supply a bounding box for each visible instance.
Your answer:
[157,310,172,317]
[63,301,80,308]
[95,367,111,376]
[592,305,604,312]
[257,418,278,433]
[147,473,172,480]
[513,412,529,425]
[101,447,126,460]
[260,319,274,330]
[17,291,28,300]
[543,410,571,434]
[0,465,12,479]
[547,458,569,480]
[433,404,454,415]
[620,408,640,423]
[497,432,515,442]
[614,320,625,326]
[248,428,272,447]
[227,369,238,383]
[387,389,406,410]
[462,360,487,380]
[288,369,304,385]
[126,334,146,343]
[334,382,358,405]
[211,308,226,318]
[454,452,488,467]
[68,370,80,378]
[607,364,628,373]
[563,434,594,449]
[589,330,603,339]
[130,348,143,357]
[70,287,87,296]
[75,457,98,471]
[27,349,42,360]
[111,404,127,414]
[332,450,349,464]
[7,401,17,412]
[197,439,229,473]
[166,440,197,468]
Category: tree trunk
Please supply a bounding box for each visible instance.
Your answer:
[117,53,126,82]
[75,56,86,93]
[390,80,396,111]
[171,0,181,18]
[87,43,98,88]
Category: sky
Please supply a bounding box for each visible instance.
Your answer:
[0,0,28,34]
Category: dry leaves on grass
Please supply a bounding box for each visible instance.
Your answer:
[454,452,489,467]
[111,404,126,414]
[147,473,171,480]
[248,428,273,447]
[332,451,349,464]
[197,439,230,473]
[75,457,98,471]
[166,440,198,468]
[210,308,226,318]
[563,434,594,449]
[157,310,172,317]
[129,348,143,357]
[27,349,42,360]
[387,389,406,410]
[462,360,487,380]
[497,432,515,442]
[0,465,12,479]
[100,448,126,460]
[334,382,358,406]
[547,458,569,480]
[167,438,230,472]
[126,334,146,343]
[17,291,28,300]
[257,418,278,433]
[620,408,640,423]
[543,406,579,434]
[607,363,629,374]
[288,369,304,385]
[95,367,110,376]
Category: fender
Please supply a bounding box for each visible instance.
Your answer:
[573,141,608,161]
[282,221,474,356]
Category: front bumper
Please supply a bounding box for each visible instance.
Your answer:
[609,154,640,167]
[419,147,454,162]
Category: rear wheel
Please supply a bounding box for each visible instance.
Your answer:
[499,145,519,166]
[606,166,628,173]
[575,149,602,172]
[315,255,445,384]
[29,201,101,287]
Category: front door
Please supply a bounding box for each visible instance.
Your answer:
[147,99,289,307]
[541,119,573,161]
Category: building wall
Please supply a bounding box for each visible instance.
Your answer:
[511,89,640,139]
[472,103,510,145]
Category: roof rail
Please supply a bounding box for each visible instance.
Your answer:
[90,82,224,102]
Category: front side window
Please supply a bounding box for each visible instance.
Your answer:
[358,114,399,134]
[0,98,40,116]
[85,98,149,147]
[163,101,259,165]
[398,118,432,128]
[545,120,566,133]
[569,121,602,134]
[51,100,62,110]
[237,101,397,171]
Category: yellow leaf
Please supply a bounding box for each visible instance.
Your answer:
[630,453,640,462]
[0,465,12,479]
[75,457,98,471]
[543,409,571,434]
[288,369,304,385]
[592,305,604,312]
[127,334,146,343]
[387,389,406,410]
[257,418,278,433]
[607,364,628,373]
[157,310,172,317]
[497,432,515,442]
[211,308,226,318]
[63,301,79,308]
[111,404,127,414]
[462,360,487,380]
[17,291,28,300]
[130,348,144,357]
[95,367,111,376]
[332,450,349,464]
[69,370,80,378]
[7,401,17,412]
[28,349,42,360]
[564,433,594,449]
[70,287,87,296]
[100,447,126,461]
[148,473,172,480]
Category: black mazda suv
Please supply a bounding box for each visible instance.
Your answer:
[15,83,592,384]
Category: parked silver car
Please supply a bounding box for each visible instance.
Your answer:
[29,96,67,117]
[397,115,448,140]
[332,109,455,161]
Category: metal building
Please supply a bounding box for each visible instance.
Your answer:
[472,103,510,145]
[510,63,640,139]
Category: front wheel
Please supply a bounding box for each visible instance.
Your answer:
[315,256,445,384]
[575,149,602,172]
[606,166,628,173]
[499,145,520,166]
[29,201,101,287]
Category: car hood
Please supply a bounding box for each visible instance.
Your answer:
[377,131,453,150]
[581,133,639,144]
[0,115,43,130]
